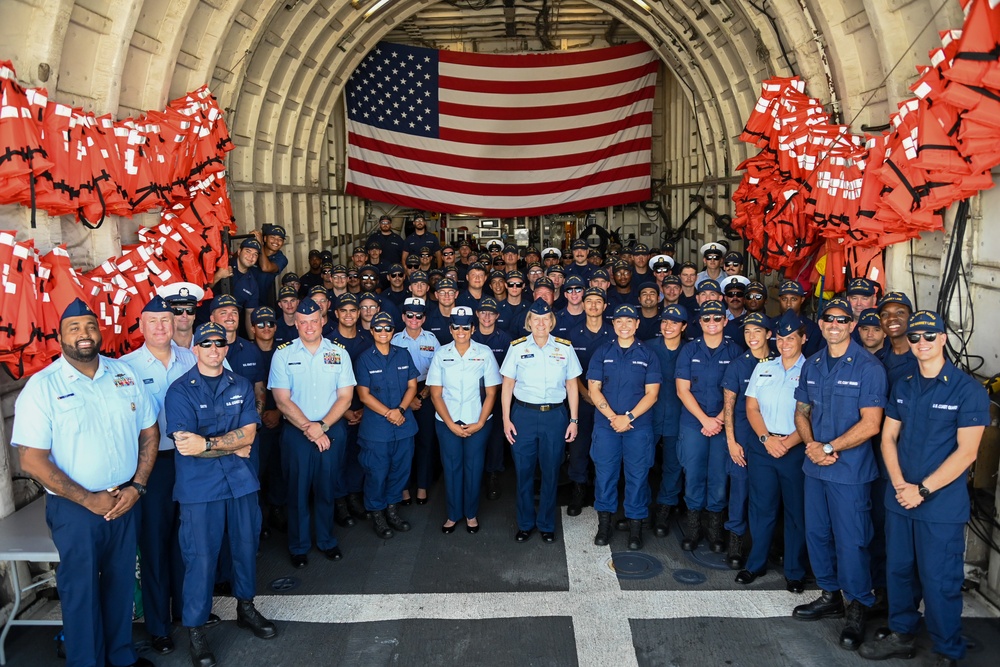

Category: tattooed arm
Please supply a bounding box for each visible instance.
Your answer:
[173,424,257,458]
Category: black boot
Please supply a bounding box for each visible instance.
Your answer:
[346,493,368,520]
[594,511,613,546]
[372,510,394,539]
[334,498,356,527]
[793,589,845,621]
[839,600,868,651]
[236,599,277,639]
[486,472,501,500]
[188,626,216,667]
[869,587,888,616]
[385,504,411,532]
[858,631,915,660]
[628,519,643,551]
[267,505,287,533]
[653,504,673,538]
[726,532,745,570]
[681,510,701,551]
[707,512,725,553]
[566,482,585,516]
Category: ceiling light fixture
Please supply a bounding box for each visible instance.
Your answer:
[362,0,393,19]
[631,0,653,12]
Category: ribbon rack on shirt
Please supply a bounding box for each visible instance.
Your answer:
[732,0,1000,295]
[0,60,236,379]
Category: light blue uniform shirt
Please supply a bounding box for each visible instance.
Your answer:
[745,354,805,437]
[12,355,158,493]
[390,329,440,381]
[426,340,502,424]
[121,342,197,450]
[268,338,357,421]
[500,334,582,404]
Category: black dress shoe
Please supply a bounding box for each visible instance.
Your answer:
[466,521,480,534]
[323,547,343,561]
[858,631,915,660]
[566,482,585,516]
[735,569,764,585]
[793,590,845,621]
[400,497,413,506]
[785,579,805,594]
[839,600,868,651]
[290,553,308,569]
[415,495,428,505]
[442,521,458,534]
[260,526,271,540]
[189,626,216,667]
[541,531,556,543]
[204,613,221,628]
[151,634,175,654]
[515,528,535,542]
[486,472,501,500]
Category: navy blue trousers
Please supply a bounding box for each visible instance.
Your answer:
[654,435,683,506]
[886,512,966,659]
[137,454,183,638]
[678,426,728,512]
[436,421,489,521]
[870,474,888,589]
[725,423,752,534]
[335,422,365,498]
[409,401,438,490]
[46,495,138,667]
[483,401,506,474]
[178,494,260,627]
[257,425,287,509]
[567,401,595,484]
[591,426,654,519]
[359,435,415,510]
[510,403,567,533]
[283,422,345,555]
[804,476,875,605]
[745,447,807,580]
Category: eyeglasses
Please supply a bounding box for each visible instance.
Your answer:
[450,325,473,331]
[372,325,393,333]
[907,332,940,343]
[360,305,379,311]
[700,315,725,323]
[255,322,276,329]
[197,339,228,348]
[724,292,744,298]
[821,314,852,324]
[746,294,765,301]
[724,262,741,268]
[404,312,425,319]
[389,272,404,278]
[171,306,196,316]
[322,270,333,275]
[507,282,524,288]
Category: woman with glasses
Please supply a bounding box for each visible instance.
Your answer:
[739,310,808,593]
[427,307,502,534]
[675,299,742,552]
[500,270,528,336]
[355,312,419,539]
[500,299,582,544]
[391,297,441,505]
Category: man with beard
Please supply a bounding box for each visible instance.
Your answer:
[367,214,405,264]
[401,214,442,267]
[636,282,662,340]
[382,263,409,309]
[608,261,637,308]
[298,249,324,296]
[159,282,204,349]
[565,238,594,282]
[15,298,159,667]
[660,274,682,307]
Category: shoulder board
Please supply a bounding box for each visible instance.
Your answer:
[554,337,571,346]
[276,341,292,350]
[328,339,346,349]
[511,336,528,345]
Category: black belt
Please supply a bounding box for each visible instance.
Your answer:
[768,432,791,438]
[157,449,175,458]
[514,399,562,412]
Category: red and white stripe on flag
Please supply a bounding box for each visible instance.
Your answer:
[344,41,658,216]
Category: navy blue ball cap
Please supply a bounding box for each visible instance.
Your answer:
[358,291,379,303]
[502,244,518,255]
[61,297,96,322]
[590,268,610,281]
[309,284,329,297]
[724,251,743,264]
[308,249,322,258]
[847,278,875,296]
[467,262,487,274]
[296,298,321,316]
[331,265,347,275]
[359,265,379,277]
[571,238,588,250]
[264,225,286,239]
[476,297,499,313]
[252,306,276,324]
[240,237,261,251]
[908,310,945,333]
[858,308,880,328]
[700,300,726,316]
[278,286,298,300]
[633,243,650,254]
[336,293,359,308]
[878,291,913,312]
[637,281,659,295]
[743,311,773,330]
[661,304,688,322]
[584,287,607,301]
[371,312,394,328]
[489,270,506,281]
[533,276,555,291]
[661,274,681,286]
[774,310,803,336]
[210,294,239,312]
[320,250,333,261]
[141,297,171,315]
[388,263,404,273]
[820,297,853,319]
[564,275,585,288]
[778,279,805,296]
[506,270,525,281]
[405,255,421,267]
[353,246,367,255]
[435,277,458,292]
[409,270,429,284]
[366,239,382,250]
[450,306,475,326]
[193,322,227,345]
[613,304,640,320]
[697,279,721,294]
[281,272,301,284]
[546,264,565,275]
[528,298,552,316]
[746,280,766,294]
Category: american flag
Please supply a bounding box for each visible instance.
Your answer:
[344,41,658,217]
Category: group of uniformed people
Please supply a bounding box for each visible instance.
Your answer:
[10,228,989,667]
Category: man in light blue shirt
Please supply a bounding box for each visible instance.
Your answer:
[121,297,197,655]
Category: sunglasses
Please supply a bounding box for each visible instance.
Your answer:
[389,272,404,278]
[372,325,393,333]
[565,287,583,293]
[705,255,722,260]
[821,314,852,324]
[360,305,379,311]
[746,294,765,301]
[442,251,455,256]
[700,315,725,323]
[171,306,196,316]
[654,268,669,273]
[907,332,940,343]
[197,339,229,348]
[361,275,377,281]
[404,312,425,319]
[255,322,276,329]
[725,292,744,298]
[507,282,524,288]
[450,324,473,331]
[322,270,333,275]
[725,262,741,268]
[348,274,359,279]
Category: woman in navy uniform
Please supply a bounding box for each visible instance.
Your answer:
[860,311,989,666]
[675,299,742,552]
[739,310,809,593]
[427,306,503,533]
[165,322,276,667]
[649,304,687,537]
[500,298,583,544]
[356,311,420,538]
[588,304,662,550]
[720,312,774,569]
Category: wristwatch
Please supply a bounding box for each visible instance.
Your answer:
[822,443,835,455]
[317,420,330,433]
[918,483,932,498]
[759,434,769,444]
[626,411,636,422]
[204,437,214,452]
[569,418,579,424]
[130,482,147,497]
